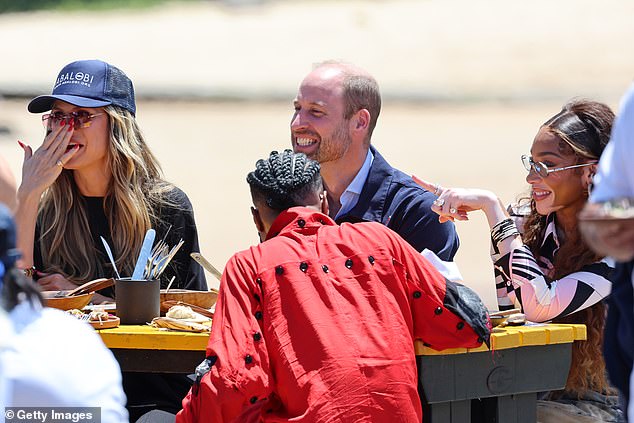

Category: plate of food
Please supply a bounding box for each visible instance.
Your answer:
[488,308,526,327]
[66,309,120,329]
[160,289,218,313]
[87,311,120,329]
[165,304,211,323]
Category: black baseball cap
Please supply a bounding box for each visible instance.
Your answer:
[28,59,136,115]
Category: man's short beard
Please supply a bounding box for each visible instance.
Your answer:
[315,121,352,164]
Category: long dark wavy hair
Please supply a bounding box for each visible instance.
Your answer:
[519,99,614,396]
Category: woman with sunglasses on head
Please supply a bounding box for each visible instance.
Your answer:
[14,60,206,303]
[415,99,620,422]
[13,59,206,420]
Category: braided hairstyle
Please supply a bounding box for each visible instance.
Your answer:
[247,150,322,212]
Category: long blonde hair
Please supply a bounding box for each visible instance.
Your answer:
[37,105,173,283]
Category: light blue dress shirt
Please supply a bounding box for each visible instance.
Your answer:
[335,149,374,220]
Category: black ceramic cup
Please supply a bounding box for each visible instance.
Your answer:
[115,278,160,325]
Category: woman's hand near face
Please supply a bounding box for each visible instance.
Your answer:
[412,175,507,227]
[14,121,80,269]
[18,120,79,199]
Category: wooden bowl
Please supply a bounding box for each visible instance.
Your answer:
[41,291,93,311]
[160,289,218,313]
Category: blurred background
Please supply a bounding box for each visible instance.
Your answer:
[1,0,633,307]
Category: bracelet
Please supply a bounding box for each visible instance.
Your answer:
[491,218,520,245]
[23,266,37,278]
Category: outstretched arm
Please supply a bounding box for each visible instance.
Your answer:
[494,246,613,322]
[411,175,612,321]
[412,176,524,258]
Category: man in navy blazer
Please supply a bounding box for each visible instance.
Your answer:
[291,61,459,260]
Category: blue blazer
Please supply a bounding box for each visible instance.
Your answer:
[336,146,459,261]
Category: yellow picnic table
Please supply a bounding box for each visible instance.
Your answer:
[97,323,585,423]
[97,324,209,373]
[415,323,586,423]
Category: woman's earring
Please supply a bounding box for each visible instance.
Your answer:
[586,172,595,197]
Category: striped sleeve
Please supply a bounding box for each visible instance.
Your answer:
[494,245,613,322]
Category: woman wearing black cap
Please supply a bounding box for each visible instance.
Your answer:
[15,59,206,302]
[14,59,206,420]
[415,99,621,421]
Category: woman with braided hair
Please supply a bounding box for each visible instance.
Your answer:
[177,149,490,423]
[415,99,620,422]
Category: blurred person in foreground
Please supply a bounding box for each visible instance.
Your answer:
[290,61,459,261]
[580,83,634,422]
[0,155,16,210]
[415,100,620,422]
[14,59,207,421]
[0,203,128,421]
[176,150,490,422]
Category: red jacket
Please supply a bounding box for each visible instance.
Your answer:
[177,207,489,423]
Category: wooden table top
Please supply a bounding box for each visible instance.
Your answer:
[96,323,586,355]
[97,325,209,351]
[415,323,586,356]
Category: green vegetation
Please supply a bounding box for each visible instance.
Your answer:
[0,0,198,14]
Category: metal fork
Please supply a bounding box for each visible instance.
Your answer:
[144,240,168,279]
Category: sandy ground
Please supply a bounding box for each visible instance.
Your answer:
[0,0,633,101]
[1,0,633,308]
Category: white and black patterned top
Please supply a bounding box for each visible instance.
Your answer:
[492,210,614,322]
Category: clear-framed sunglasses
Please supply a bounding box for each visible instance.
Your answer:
[42,111,103,129]
[521,154,597,178]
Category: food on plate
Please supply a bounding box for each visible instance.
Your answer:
[165,305,197,319]
[150,316,210,333]
[505,313,526,326]
[66,309,85,318]
[89,310,111,323]
[166,305,197,320]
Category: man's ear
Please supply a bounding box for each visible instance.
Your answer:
[251,206,265,233]
[320,190,329,216]
[353,109,370,131]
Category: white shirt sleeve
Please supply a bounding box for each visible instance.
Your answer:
[3,304,128,422]
[591,82,634,202]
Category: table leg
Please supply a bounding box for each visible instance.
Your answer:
[496,393,537,423]
[424,400,471,423]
